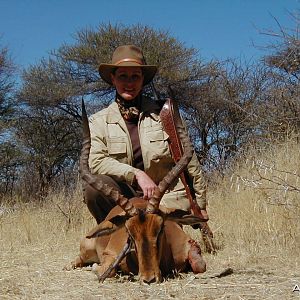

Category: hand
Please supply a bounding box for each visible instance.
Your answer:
[199,209,209,221]
[135,170,157,200]
[192,208,209,221]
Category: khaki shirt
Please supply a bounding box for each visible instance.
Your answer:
[89,96,207,210]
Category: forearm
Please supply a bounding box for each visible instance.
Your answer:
[187,152,207,209]
[90,155,138,185]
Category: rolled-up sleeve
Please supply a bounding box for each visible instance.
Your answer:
[187,152,207,209]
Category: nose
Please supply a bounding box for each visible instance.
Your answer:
[142,277,157,285]
[127,77,136,83]
[140,272,162,284]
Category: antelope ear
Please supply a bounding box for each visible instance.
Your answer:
[159,206,187,216]
[86,215,129,238]
[166,209,208,225]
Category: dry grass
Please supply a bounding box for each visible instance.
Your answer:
[1,138,300,299]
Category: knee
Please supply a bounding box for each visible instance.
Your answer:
[83,184,100,206]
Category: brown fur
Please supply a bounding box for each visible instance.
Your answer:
[66,198,206,283]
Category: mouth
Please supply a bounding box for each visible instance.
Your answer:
[121,87,138,99]
[124,88,134,93]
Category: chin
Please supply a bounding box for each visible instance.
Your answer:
[122,94,137,101]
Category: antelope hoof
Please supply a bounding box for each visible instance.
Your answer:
[63,261,76,271]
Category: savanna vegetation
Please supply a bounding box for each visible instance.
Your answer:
[1,14,300,299]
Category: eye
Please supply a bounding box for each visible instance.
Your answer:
[132,74,142,81]
[117,74,127,81]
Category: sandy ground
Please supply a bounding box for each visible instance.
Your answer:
[1,233,299,300]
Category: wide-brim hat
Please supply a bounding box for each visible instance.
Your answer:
[98,45,157,86]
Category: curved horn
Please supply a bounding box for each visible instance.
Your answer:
[98,237,132,283]
[80,99,137,216]
[146,120,194,213]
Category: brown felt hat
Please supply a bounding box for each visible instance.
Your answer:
[98,45,157,86]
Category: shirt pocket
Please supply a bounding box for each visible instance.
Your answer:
[148,129,167,142]
[107,137,128,161]
[146,126,170,159]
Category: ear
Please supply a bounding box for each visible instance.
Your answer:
[86,215,129,238]
[166,209,208,226]
[110,73,116,86]
[159,206,187,216]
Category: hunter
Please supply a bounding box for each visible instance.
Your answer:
[84,44,208,224]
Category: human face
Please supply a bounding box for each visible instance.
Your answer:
[111,67,144,101]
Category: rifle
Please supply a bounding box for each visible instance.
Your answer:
[159,98,216,254]
[143,54,216,253]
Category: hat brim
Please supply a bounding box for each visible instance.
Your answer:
[99,62,157,86]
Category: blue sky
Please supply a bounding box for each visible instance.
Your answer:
[0,0,299,70]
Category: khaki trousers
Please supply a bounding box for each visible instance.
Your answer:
[83,174,137,224]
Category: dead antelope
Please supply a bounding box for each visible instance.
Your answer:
[65,100,207,283]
